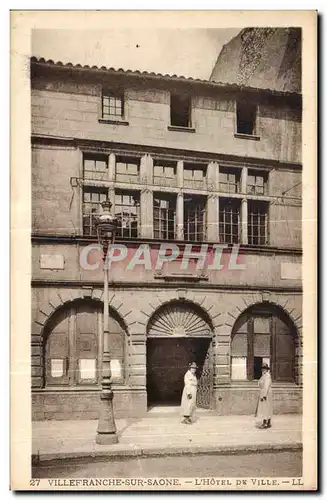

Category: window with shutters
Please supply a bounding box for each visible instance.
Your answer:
[231,304,296,383]
[153,160,177,187]
[43,301,126,387]
[247,170,268,196]
[219,167,241,194]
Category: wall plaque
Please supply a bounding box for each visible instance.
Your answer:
[281,262,302,280]
[40,254,65,270]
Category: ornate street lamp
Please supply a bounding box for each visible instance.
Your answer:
[95,200,118,444]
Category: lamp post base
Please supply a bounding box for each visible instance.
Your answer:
[96,433,118,445]
[96,391,118,445]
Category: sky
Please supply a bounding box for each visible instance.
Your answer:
[32,28,241,80]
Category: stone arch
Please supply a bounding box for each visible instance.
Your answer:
[139,289,222,333]
[229,300,301,384]
[222,293,302,338]
[147,298,214,338]
[39,296,129,389]
[33,287,134,340]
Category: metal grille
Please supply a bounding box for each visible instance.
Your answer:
[248,201,269,245]
[196,343,213,409]
[219,198,241,243]
[153,195,176,240]
[114,191,140,238]
[83,188,108,236]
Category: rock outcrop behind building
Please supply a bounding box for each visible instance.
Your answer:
[210,28,301,93]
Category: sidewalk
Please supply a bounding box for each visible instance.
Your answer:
[32,409,304,463]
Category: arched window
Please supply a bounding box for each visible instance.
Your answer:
[231,304,296,382]
[43,300,126,387]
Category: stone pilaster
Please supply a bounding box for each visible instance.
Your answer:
[108,153,115,182]
[140,154,153,185]
[128,334,146,387]
[240,166,248,244]
[176,191,184,240]
[108,187,115,208]
[207,161,219,192]
[177,160,184,189]
[207,195,219,242]
[241,199,248,244]
[213,326,231,386]
[140,188,153,238]
[294,336,303,386]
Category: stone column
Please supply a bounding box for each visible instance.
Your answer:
[207,195,219,242]
[108,153,115,182]
[177,160,184,189]
[140,188,153,239]
[241,167,248,244]
[176,191,184,240]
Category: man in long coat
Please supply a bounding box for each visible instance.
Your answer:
[256,363,273,429]
[180,362,198,424]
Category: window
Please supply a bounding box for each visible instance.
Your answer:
[102,89,124,119]
[153,160,177,187]
[231,305,296,382]
[115,156,140,184]
[248,201,269,246]
[83,187,108,236]
[44,301,126,387]
[219,198,241,244]
[170,94,191,128]
[83,155,108,181]
[236,102,257,135]
[184,163,206,189]
[219,167,241,194]
[247,170,268,195]
[114,191,140,239]
[153,194,176,240]
[184,196,206,241]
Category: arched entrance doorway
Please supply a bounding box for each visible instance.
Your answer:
[146,300,213,409]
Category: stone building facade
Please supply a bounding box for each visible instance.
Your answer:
[31,56,302,421]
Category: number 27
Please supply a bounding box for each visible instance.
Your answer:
[30,479,40,487]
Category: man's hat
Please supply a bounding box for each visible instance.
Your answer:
[262,363,270,370]
[189,362,198,369]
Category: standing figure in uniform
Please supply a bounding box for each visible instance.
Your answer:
[256,363,273,429]
[180,362,198,424]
